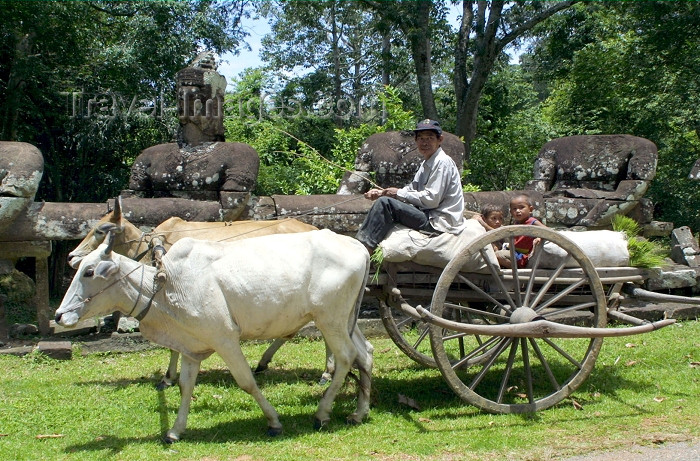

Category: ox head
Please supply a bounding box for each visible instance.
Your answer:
[67,197,130,268]
[56,225,124,327]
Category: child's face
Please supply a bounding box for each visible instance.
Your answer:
[509,197,534,223]
[484,211,504,229]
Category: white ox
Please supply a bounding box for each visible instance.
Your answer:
[67,197,321,388]
[55,228,373,442]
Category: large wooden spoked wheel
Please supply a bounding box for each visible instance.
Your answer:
[429,225,607,414]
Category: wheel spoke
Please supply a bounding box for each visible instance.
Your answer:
[534,277,588,312]
[455,273,513,314]
[522,241,545,307]
[442,331,503,363]
[540,337,583,369]
[529,257,570,310]
[500,241,523,307]
[411,325,430,350]
[529,338,561,392]
[497,340,520,403]
[521,338,535,404]
[541,301,597,318]
[493,240,520,311]
[444,301,509,321]
[468,337,513,389]
[395,315,416,329]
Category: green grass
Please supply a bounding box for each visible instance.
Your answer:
[0,321,698,461]
[612,215,667,268]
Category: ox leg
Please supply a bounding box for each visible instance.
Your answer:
[319,343,335,385]
[312,330,357,429]
[256,337,335,386]
[254,337,288,373]
[348,326,374,424]
[165,355,200,443]
[347,326,373,425]
[217,343,283,436]
[157,350,180,390]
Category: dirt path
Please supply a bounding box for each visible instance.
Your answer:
[560,441,700,461]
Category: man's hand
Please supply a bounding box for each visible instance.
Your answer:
[364,187,399,200]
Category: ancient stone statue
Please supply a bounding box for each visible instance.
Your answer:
[0,141,43,234]
[525,135,657,227]
[125,52,259,219]
[175,50,227,146]
[337,130,465,194]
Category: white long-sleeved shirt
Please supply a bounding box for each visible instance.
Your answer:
[396,147,466,234]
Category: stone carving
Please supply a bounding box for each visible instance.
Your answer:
[128,142,259,199]
[0,142,43,234]
[176,50,227,146]
[124,52,259,219]
[337,130,465,195]
[525,135,657,227]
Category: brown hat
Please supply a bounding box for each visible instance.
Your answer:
[414,119,442,136]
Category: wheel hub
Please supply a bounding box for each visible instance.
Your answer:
[510,306,540,324]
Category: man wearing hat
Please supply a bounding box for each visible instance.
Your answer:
[356,119,466,253]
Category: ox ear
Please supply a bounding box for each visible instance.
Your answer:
[97,222,123,237]
[94,260,118,280]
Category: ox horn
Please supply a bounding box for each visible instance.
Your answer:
[111,196,122,222]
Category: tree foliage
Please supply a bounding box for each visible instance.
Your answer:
[224,78,415,195]
[260,0,396,127]
[529,1,700,229]
[1,0,697,232]
[0,0,250,202]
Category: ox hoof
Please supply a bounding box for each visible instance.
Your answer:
[267,426,283,437]
[254,363,269,374]
[313,417,329,430]
[155,379,174,391]
[318,372,332,386]
[163,433,179,444]
[346,415,362,426]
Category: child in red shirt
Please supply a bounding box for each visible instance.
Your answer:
[496,194,547,268]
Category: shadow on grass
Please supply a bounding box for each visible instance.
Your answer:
[61,344,689,451]
[63,386,373,453]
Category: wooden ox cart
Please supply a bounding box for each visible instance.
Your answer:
[366,224,696,414]
[68,214,697,415]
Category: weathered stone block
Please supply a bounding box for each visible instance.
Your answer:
[645,265,700,291]
[643,221,674,238]
[670,226,700,267]
[37,340,72,360]
[117,316,140,333]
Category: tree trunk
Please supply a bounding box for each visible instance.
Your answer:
[1,32,33,140]
[330,1,344,127]
[454,1,503,162]
[409,0,439,120]
[453,0,577,161]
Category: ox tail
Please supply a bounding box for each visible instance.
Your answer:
[348,251,371,337]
